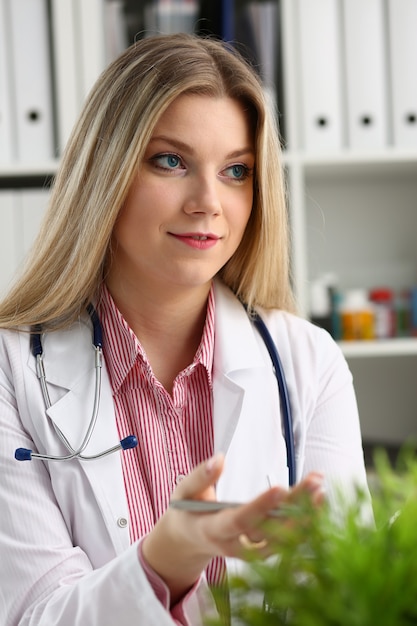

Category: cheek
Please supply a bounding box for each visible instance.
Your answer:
[112,206,147,256]
[115,191,156,239]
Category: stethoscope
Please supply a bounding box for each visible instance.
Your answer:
[15,304,138,462]
[15,304,296,487]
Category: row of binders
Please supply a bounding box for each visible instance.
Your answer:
[0,0,282,164]
[1,0,416,163]
[0,0,107,163]
[295,0,417,151]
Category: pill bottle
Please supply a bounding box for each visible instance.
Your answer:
[309,273,340,338]
[394,290,411,337]
[369,288,394,339]
[340,289,375,340]
[411,287,417,337]
[309,278,332,335]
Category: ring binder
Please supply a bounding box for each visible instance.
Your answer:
[341,0,388,150]
[8,0,55,161]
[296,0,344,151]
[387,0,417,148]
[0,0,15,161]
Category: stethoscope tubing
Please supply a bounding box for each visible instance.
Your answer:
[250,311,296,487]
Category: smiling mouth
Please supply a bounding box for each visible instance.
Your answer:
[171,232,220,249]
[171,232,220,240]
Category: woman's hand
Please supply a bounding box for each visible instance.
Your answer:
[141,454,324,605]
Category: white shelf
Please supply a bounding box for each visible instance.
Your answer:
[339,338,417,359]
[0,161,59,178]
[283,149,417,175]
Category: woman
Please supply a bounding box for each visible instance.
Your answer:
[0,33,369,625]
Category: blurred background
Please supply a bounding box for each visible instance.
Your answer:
[0,0,416,466]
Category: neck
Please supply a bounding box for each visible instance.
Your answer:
[104,279,213,393]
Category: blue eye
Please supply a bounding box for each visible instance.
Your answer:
[223,164,251,180]
[166,155,180,168]
[231,165,246,178]
[153,153,182,170]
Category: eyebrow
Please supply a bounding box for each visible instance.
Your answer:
[149,135,255,160]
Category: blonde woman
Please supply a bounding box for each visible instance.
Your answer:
[0,34,369,625]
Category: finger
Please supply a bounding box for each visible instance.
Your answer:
[289,472,325,506]
[171,453,225,502]
[233,474,325,537]
[225,486,288,534]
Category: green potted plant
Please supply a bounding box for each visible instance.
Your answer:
[208,448,417,625]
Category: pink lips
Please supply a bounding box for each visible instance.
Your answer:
[170,233,220,250]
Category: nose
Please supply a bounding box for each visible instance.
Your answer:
[183,175,222,217]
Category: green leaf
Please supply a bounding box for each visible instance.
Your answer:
[206,446,417,626]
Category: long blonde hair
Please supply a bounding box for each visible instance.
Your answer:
[0,33,294,330]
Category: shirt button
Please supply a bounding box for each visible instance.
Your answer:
[176,474,186,484]
[117,517,128,528]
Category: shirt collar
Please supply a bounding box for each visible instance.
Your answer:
[97,284,215,393]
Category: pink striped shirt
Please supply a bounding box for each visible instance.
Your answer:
[97,284,224,590]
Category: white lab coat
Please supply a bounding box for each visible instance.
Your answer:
[0,280,369,625]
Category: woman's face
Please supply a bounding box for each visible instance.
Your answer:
[108,94,255,299]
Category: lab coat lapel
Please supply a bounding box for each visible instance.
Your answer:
[212,281,290,499]
[28,317,130,555]
[212,280,265,453]
[28,316,119,454]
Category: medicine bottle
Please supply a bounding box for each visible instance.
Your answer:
[309,279,332,334]
[340,289,374,341]
[369,288,394,339]
[394,290,411,337]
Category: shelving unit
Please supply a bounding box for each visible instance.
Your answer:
[280,0,417,448]
[1,0,416,448]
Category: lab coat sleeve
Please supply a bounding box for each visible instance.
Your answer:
[286,320,370,511]
[299,328,370,509]
[0,331,212,626]
[258,310,371,512]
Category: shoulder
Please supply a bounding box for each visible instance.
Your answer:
[214,279,338,357]
[260,307,336,351]
[257,306,351,395]
[0,317,91,380]
[214,279,347,379]
[0,327,29,364]
[259,306,344,364]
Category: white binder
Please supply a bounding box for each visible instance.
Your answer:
[8,0,55,161]
[104,0,129,65]
[145,0,199,36]
[342,0,388,150]
[0,190,19,295]
[76,0,106,101]
[296,0,344,152]
[245,1,278,104]
[49,0,80,154]
[0,189,49,296]
[387,0,417,148]
[0,0,15,161]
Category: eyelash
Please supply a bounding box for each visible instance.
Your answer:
[150,153,253,182]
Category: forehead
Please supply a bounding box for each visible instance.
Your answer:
[152,94,255,140]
